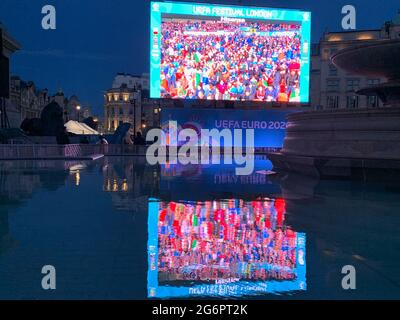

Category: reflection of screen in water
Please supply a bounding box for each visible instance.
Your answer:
[148,198,306,298]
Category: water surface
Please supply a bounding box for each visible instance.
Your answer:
[0,157,399,299]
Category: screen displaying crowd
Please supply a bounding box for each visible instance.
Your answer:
[157,199,300,283]
[160,17,302,102]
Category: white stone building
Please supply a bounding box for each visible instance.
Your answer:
[104,73,164,133]
[112,73,150,91]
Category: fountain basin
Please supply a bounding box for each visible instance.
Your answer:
[331,40,400,81]
[269,108,400,177]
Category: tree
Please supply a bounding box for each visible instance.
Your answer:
[83,117,98,130]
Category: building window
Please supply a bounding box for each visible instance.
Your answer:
[326,79,340,92]
[367,79,380,86]
[119,107,123,115]
[346,96,359,108]
[123,93,129,102]
[367,95,379,108]
[328,64,338,76]
[113,94,119,101]
[346,79,360,92]
[327,96,339,109]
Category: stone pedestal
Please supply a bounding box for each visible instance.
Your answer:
[269,107,400,177]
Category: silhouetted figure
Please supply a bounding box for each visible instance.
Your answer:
[56,127,70,145]
[123,131,134,145]
[97,135,108,145]
[97,135,109,154]
[134,132,145,145]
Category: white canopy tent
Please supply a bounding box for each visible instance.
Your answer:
[65,120,99,135]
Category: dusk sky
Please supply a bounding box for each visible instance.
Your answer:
[0,0,398,115]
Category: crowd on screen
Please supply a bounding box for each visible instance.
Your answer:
[157,199,298,282]
[160,20,302,102]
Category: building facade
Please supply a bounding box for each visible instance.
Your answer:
[112,73,150,91]
[310,15,400,110]
[62,94,92,122]
[0,23,21,128]
[104,83,141,133]
[7,81,90,127]
[104,73,164,133]
[9,76,51,125]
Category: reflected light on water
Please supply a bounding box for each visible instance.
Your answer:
[1,157,399,299]
[147,198,306,298]
[75,171,80,186]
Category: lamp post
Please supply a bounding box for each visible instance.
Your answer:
[76,105,81,122]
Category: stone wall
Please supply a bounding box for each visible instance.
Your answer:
[282,107,400,160]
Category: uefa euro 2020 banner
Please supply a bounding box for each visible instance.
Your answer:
[160,108,296,148]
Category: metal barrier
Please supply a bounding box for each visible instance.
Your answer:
[0,144,279,159]
[0,144,100,159]
[98,144,147,156]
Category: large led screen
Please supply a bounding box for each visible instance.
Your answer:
[147,198,306,298]
[150,1,311,103]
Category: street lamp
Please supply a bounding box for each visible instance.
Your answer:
[76,105,81,122]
